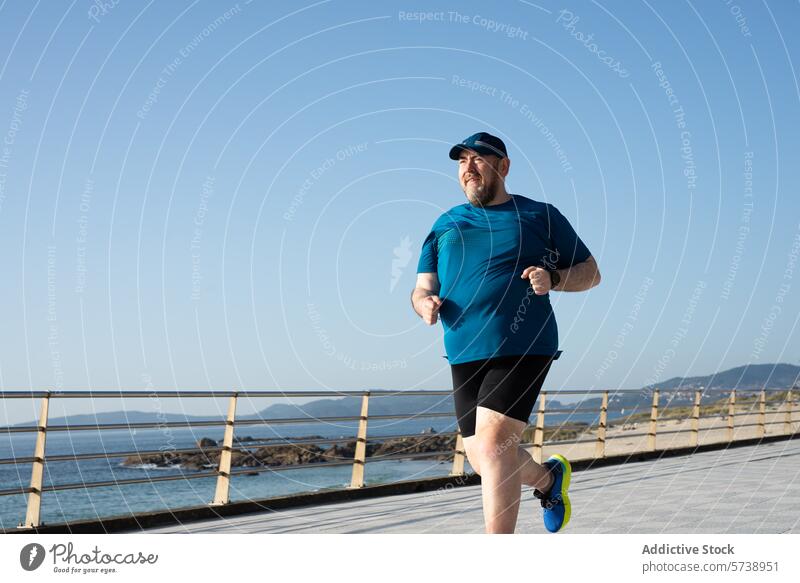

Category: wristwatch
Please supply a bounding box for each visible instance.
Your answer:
[548,269,561,289]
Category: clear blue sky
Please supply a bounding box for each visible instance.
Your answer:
[0,0,798,423]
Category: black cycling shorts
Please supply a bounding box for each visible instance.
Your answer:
[450,353,557,438]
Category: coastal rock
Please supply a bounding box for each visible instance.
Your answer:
[249,443,328,466]
[121,451,182,468]
[373,434,455,461]
[122,433,459,470]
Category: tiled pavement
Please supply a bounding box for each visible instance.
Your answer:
[146,439,800,534]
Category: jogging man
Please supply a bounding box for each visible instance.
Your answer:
[411,132,601,533]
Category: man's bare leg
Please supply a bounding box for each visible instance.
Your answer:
[463,406,555,533]
[518,447,554,492]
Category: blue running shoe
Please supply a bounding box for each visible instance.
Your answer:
[534,454,572,533]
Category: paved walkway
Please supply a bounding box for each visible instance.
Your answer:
[146,439,800,534]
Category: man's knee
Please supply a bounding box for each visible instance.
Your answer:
[479,432,519,462]
[469,431,520,472]
[464,409,525,473]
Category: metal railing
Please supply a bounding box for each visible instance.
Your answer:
[0,386,796,529]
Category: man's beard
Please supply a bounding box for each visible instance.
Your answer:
[464,175,499,207]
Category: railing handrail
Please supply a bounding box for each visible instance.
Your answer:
[0,389,455,399]
[1,386,793,400]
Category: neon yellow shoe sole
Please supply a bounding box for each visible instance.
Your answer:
[539,454,571,532]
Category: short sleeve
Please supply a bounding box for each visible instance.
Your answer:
[548,205,592,269]
[416,229,438,273]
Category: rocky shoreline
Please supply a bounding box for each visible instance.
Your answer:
[121,423,593,471]
[121,431,458,471]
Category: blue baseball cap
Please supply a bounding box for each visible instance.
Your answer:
[448,132,508,160]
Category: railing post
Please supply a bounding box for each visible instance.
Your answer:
[594,390,608,459]
[532,391,546,464]
[349,391,370,489]
[647,389,659,451]
[211,393,238,506]
[450,431,465,476]
[785,389,794,436]
[727,390,736,441]
[758,389,766,438]
[689,390,701,447]
[20,393,50,529]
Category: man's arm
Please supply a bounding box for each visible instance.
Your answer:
[521,255,601,295]
[553,255,601,292]
[411,272,442,325]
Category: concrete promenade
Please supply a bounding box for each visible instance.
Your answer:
[146,438,800,534]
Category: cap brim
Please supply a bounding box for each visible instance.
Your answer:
[448,144,469,160]
[449,144,506,160]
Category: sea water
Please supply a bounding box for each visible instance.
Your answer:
[0,417,462,529]
[0,408,607,529]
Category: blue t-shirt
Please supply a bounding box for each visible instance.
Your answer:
[417,194,592,365]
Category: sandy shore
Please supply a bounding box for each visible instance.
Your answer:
[535,406,799,461]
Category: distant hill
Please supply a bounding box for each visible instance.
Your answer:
[258,394,454,419]
[642,363,800,392]
[15,363,799,427]
[14,409,221,427]
[585,362,800,414]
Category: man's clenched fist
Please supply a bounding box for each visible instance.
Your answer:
[418,295,443,325]
[521,266,552,295]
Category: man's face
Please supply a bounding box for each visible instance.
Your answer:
[458,150,507,206]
